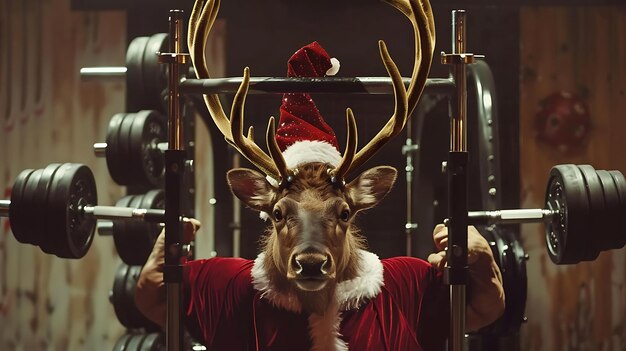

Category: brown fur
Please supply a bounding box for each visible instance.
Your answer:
[229,162,396,314]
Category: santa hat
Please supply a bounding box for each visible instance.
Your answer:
[276,41,342,169]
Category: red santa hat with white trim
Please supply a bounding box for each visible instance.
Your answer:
[275,41,342,169]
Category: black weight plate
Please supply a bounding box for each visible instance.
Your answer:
[577,165,604,260]
[126,36,149,112]
[140,333,165,351]
[47,164,97,258]
[120,113,139,185]
[127,265,160,332]
[114,195,143,264]
[125,333,148,351]
[112,263,132,328]
[597,170,621,252]
[111,194,134,262]
[545,164,589,264]
[9,168,35,244]
[142,33,168,112]
[106,113,129,186]
[137,190,165,260]
[22,169,44,247]
[111,263,159,331]
[477,226,528,336]
[505,229,528,333]
[113,333,134,351]
[129,110,166,187]
[114,190,164,265]
[34,164,63,255]
[609,171,626,248]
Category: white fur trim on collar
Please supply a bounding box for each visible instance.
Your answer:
[282,140,342,169]
[250,250,383,313]
[251,253,303,313]
[250,250,382,351]
[335,250,384,311]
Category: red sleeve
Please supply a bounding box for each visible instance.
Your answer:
[382,257,450,351]
[183,257,255,346]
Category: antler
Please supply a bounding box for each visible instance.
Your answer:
[333,0,436,180]
[188,0,435,183]
[188,0,287,181]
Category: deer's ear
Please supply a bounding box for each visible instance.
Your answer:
[346,166,397,212]
[227,168,276,213]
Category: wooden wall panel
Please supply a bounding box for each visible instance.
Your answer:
[520,6,626,350]
[0,0,127,349]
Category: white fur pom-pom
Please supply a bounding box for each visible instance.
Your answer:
[326,57,340,76]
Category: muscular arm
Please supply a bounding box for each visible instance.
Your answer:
[428,224,505,332]
[135,219,200,328]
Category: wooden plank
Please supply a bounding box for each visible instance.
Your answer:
[0,0,127,349]
[520,6,626,350]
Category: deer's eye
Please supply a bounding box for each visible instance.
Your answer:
[273,209,283,222]
[340,209,350,222]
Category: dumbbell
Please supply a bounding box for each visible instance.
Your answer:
[94,110,167,187]
[463,164,626,265]
[0,163,171,259]
[111,263,160,331]
[81,33,170,112]
[97,190,165,265]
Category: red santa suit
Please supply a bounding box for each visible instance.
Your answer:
[182,41,448,351]
[183,250,449,350]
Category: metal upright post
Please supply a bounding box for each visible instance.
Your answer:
[441,10,478,351]
[160,9,190,351]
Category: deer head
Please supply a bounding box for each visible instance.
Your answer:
[188,0,435,314]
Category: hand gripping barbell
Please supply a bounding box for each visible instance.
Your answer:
[0,163,174,259]
[464,164,626,265]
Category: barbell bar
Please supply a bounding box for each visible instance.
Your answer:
[461,164,626,265]
[80,63,456,96]
[0,163,172,259]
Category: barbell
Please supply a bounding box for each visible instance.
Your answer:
[94,110,167,188]
[1,163,623,265]
[463,164,626,265]
[0,163,170,259]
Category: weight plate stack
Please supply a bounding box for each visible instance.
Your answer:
[113,189,165,265]
[111,263,160,332]
[105,111,166,188]
[477,226,528,337]
[128,110,166,187]
[11,164,96,259]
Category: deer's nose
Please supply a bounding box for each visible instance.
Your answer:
[292,252,330,278]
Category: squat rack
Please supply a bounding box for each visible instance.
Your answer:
[159,8,475,351]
